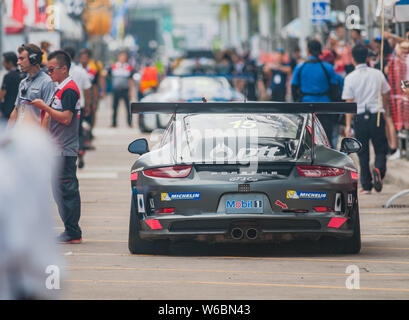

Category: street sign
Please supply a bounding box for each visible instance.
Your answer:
[395,0,409,22]
[311,0,330,23]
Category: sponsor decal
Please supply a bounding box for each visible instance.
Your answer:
[161,192,201,201]
[286,190,327,200]
[347,193,353,207]
[275,200,288,209]
[137,194,145,213]
[211,171,278,176]
[335,193,342,211]
[226,200,263,209]
[149,198,155,209]
[229,177,258,182]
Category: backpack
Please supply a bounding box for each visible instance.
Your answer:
[293,59,342,102]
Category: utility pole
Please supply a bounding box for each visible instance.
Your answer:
[0,0,3,73]
[298,0,312,57]
[275,0,284,49]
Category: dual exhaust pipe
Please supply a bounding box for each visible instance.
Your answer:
[231,227,258,240]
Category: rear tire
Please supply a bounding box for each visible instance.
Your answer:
[320,201,361,254]
[128,197,168,254]
[340,205,361,254]
[327,204,361,254]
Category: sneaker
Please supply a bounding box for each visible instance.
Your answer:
[57,233,82,244]
[359,189,372,195]
[372,167,383,192]
[388,149,401,160]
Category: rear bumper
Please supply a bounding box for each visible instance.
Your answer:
[138,213,354,242]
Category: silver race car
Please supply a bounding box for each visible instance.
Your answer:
[128,102,362,254]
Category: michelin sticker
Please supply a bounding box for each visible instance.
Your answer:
[161,193,201,201]
[286,190,327,200]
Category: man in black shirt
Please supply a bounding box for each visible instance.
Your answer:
[0,52,23,120]
[269,50,291,102]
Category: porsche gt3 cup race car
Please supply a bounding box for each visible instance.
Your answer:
[128,102,362,254]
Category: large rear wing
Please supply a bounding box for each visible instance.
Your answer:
[131,102,357,165]
[131,102,357,115]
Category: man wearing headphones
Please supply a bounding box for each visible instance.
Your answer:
[30,50,82,244]
[8,44,55,126]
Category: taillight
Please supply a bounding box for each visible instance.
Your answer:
[297,165,345,177]
[314,207,334,213]
[144,165,192,178]
[155,208,175,214]
[351,171,358,180]
[130,172,139,181]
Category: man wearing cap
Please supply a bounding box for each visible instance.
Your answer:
[291,40,339,145]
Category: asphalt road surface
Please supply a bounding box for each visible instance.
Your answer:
[53,99,409,300]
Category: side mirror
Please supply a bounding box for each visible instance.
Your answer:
[340,137,362,155]
[128,138,149,155]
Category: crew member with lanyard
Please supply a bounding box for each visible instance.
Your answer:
[291,40,339,146]
[30,50,82,244]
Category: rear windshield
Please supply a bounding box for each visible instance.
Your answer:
[175,113,306,163]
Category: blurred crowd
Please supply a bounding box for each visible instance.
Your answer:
[192,27,409,160]
[2,23,409,298]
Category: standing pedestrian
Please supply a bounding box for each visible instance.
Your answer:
[138,60,159,101]
[78,49,105,148]
[320,49,345,148]
[64,47,92,169]
[7,44,55,127]
[108,51,135,127]
[29,50,82,243]
[291,40,340,145]
[268,49,291,102]
[0,52,23,120]
[342,45,391,194]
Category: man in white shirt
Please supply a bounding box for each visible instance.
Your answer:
[342,45,391,194]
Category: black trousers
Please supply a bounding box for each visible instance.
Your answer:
[317,114,337,148]
[271,89,286,102]
[354,113,388,191]
[112,89,131,126]
[52,156,82,238]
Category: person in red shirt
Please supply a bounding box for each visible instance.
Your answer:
[108,51,134,127]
